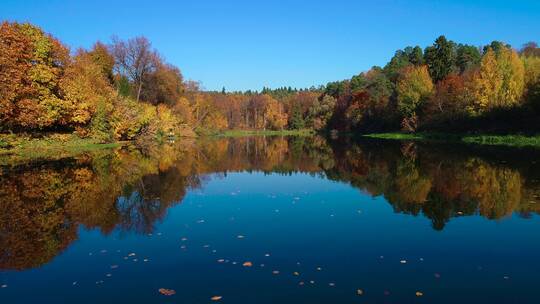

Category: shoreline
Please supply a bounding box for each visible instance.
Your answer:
[363,132,540,148]
[2,129,539,165]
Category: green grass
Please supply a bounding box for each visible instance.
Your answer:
[364,132,540,148]
[0,134,124,165]
[214,129,315,137]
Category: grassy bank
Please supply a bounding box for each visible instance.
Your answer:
[364,132,540,148]
[214,129,315,137]
[0,134,124,165]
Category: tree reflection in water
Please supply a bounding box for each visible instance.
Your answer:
[1,136,539,270]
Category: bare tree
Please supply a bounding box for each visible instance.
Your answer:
[110,36,159,102]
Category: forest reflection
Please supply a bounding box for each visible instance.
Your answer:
[1,136,540,270]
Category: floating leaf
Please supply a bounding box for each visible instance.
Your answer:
[158,288,176,296]
[243,261,253,267]
[211,295,222,301]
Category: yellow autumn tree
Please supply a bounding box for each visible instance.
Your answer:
[471,47,524,113]
[396,65,434,130]
[497,47,525,107]
[522,55,540,108]
[61,49,115,130]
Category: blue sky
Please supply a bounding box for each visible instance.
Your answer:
[1,0,539,91]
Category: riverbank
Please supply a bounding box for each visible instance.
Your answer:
[214,129,315,137]
[0,134,124,166]
[364,132,540,148]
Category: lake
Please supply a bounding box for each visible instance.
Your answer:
[1,136,540,303]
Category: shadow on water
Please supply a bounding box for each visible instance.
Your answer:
[1,135,540,270]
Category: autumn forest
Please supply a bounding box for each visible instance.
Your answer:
[1,21,540,145]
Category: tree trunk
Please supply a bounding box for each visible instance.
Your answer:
[136,81,143,102]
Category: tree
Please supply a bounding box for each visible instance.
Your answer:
[456,44,481,73]
[88,41,115,83]
[396,65,434,130]
[424,35,457,83]
[308,95,336,130]
[140,62,184,106]
[470,48,501,113]
[0,22,70,130]
[110,36,159,102]
[520,42,540,57]
[384,50,410,82]
[424,73,468,123]
[289,103,305,129]
[522,55,540,108]
[0,21,33,129]
[344,67,394,130]
[496,46,525,108]
[61,49,115,133]
[471,46,525,113]
[264,97,287,130]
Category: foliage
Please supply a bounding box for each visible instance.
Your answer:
[396,65,434,128]
[424,35,457,82]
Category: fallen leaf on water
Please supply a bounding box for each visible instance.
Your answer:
[158,288,176,296]
[400,260,407,264]
[243,262,253,267]
[416,291,424,297]
[211,296,222,301]
[128,253,136,257]
[356,289,364,296]
[293,272,300,276]
[217,259,225,263]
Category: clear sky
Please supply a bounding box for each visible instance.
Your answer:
[1,0,539,91]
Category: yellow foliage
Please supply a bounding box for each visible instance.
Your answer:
[471,47,525,114]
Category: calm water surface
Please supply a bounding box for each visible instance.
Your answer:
[1,136,540,303]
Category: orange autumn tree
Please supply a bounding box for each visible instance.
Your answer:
[264,96,288,130]
[0,22,70,130]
